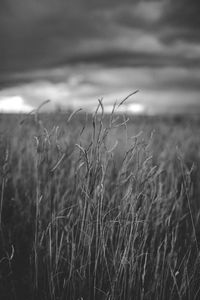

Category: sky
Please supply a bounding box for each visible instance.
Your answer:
[0,0,200,114]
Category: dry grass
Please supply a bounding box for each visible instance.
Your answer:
[0,102,200,300]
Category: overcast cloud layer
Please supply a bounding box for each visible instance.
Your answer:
[0,0,200,113]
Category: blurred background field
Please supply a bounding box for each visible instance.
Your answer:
[1,110,200,300]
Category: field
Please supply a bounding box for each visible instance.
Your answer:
[1,103,200,300]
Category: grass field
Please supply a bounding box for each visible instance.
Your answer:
[1,102,200,300]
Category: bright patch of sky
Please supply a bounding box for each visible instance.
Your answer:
[0,96,33,113]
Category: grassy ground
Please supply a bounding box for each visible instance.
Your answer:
[1,104,200,300]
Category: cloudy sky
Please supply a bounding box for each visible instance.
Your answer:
[0,0,200,113]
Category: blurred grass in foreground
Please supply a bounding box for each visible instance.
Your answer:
[1,103,200,300]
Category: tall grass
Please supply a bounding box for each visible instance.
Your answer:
[0,102,200,299]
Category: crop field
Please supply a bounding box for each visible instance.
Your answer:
[1,103,200,300]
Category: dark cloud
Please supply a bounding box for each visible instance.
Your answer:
[0,0,112,80]
[65,49,200,69]
[1,0,200,79]
[165,0,200,29]
[160,0,200,43]
[107,0,200,44]
[2,46,200,90]
[110,1,164,29]
[0,0,200,113]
